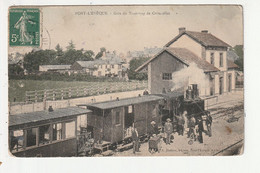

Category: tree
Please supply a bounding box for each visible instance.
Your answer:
[66,40,75,50]
[128,57,150,80]
[55,44,64,56]
[84,50,95,61]
[234,45,243,71]
[57,49,94,65]
[95,47,106,59]
[9,64,24,75]
[23,49,57,73]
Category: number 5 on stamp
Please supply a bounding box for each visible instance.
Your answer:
[9,8,40,46]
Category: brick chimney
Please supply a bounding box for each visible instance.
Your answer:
[201,30,208,33]
[179,27,186,34]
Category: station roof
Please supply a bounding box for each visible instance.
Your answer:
[165,30,231,48]
[86,95,163,110]
[9,107,91,128]
[136,47,219,73]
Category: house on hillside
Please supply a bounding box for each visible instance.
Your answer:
[136,27,239,97]
[70,61,96,75]
[39,65,71,73]
[71,57,125,77]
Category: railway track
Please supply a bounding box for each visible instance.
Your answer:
[213,139,244,156]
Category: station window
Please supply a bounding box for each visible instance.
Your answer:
[10,130,24,152]
[162,73,172,80]
[65,121,76,139]
[115,112,120,125]
[219,53,223,67]
[111,65,114,69]
[210,53,215,65]
[26,128,37,147]
[39,124,51,145]
[53,123,63,141]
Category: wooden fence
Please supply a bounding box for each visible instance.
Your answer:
[25,81,148,103]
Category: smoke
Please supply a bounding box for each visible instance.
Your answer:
[171,63,210,93]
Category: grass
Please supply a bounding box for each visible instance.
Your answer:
[9,80,147,102]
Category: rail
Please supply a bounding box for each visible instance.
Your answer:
[213,139,244,156]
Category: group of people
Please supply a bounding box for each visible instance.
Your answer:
[180,111,213,144]
[130,110,213,153]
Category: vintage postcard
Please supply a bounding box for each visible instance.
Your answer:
[8,5,244,157]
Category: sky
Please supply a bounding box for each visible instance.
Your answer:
[9,5,243,55]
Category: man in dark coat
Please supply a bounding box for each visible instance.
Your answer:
[164,118,173,145]
[188,116,196,139]
[197,118,204,143]
[177,115,185,136]
[131,123,139,154]
[150,121,159,137]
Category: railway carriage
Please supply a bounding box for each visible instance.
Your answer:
[9,107,91,157]
[85,95,164,146]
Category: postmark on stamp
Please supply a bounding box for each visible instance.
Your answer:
[9,8,40,46]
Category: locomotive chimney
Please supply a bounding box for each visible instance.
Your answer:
[201,30,208,33]
[185,84,199,100]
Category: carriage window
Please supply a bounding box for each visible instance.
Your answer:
[10,130,24,152]
[65,121,76,139]
[128,105,133,113]
[26,128,37,147]
[53,123,63,141]
[115,112,120,125]
[152,104,158,117]
[39,124,51,145]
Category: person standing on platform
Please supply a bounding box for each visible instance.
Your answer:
[150,121,159,137]
[197,118,204,143]
[131,123,140,154]
[164,118,173,145]
[177,114,185,136]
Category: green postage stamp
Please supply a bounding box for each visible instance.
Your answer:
[9,8,40,46]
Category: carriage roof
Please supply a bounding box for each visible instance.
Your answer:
[86,95,163,110]
[9,107,91,128]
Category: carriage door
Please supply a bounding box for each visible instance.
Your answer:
[219,77,223,95]
[124,105,134,136]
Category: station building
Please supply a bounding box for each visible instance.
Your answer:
[136,27,239,97]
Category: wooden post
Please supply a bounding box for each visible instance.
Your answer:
[35,90,38,103]
[61,89,64,100]
[23,129,27,149]
[69,87,71,98]
[84,88,87,96]
[36,127,39,146]
[76,87,79,97]
[25,92,28,104]
[50,124,53,144]
[43,90,47,110]
[62,122,66,139]
[53,90,55,101]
